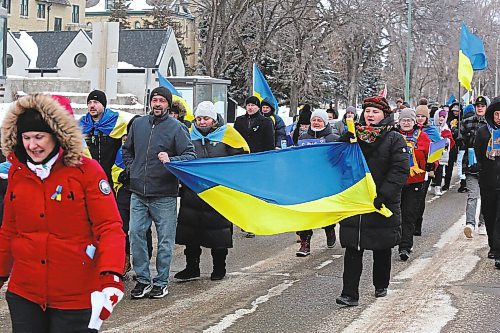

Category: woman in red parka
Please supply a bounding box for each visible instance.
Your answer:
[0,94,125,332]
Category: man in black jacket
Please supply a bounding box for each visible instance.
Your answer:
[234,96,275,153]
[123,86,196,299]
[475,97,500,267]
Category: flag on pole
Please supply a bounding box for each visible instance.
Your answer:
[458,23,488,91]
[378,84,387,98]
[156,71,181,97]
[428,138,447,163]
[253,64,279,111]
[165,143,392,235]
[446,95,457,105]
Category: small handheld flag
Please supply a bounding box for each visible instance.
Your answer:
[253,64,279,111]
[428,138,447,163]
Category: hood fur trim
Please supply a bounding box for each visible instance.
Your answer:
[1,94,83,166]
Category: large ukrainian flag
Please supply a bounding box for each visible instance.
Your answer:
[80,109,135,139]
[253,64,279,111]
[458,23,487,91]
[166,143,391,235]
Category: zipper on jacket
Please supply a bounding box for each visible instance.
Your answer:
[144,123,155,195]
[357,215,362,251]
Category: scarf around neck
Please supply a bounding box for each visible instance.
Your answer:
[27,153,59,180]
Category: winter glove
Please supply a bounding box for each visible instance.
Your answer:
[337,131,355,143]
[88,273,124,330]
[117,170,130,185]
[373,196,384,210]
[425,163,435,172]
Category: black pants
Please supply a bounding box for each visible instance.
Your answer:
[117,188,153,258]
[6,291,97,333]
[480,187,500,257]
[399,183,423,251]
[444,147,458,187]
[415,179,431,233]
[297,224,335,238]
[341,247,392,300]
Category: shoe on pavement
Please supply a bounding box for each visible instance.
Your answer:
[464,224,474,239]
[414,230,422,236]
[434,186,443,196]
[296,239,311,257]
[245,232,255,238]
[442,184,449,191]
[325,229,336,248]
[336,295,359,306]
[399,249,410,261]
[174,267,200,281]
[130,282,152,299]
[375,288,387,298]
[149,285,169,299]
[488,251,495,259]
[495,259,500,269]
[478,225,487,235]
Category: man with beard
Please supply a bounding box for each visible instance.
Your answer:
[80,90,123,188]
[123,86,196,299]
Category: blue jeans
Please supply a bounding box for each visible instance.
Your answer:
[130,193,178,287]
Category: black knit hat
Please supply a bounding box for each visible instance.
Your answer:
[87,90,107,108]
[150,86,173,108]
[245,96,261,108]
[260,99,274,111]
[17,108,53,134]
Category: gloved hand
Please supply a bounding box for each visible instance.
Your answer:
[88,273,124,330]
[373,196,384,210]
[117,170,129,185]
[338,131,355,143]
[425,163,435,172]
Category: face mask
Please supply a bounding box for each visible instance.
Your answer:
[311,126,324,132]
[197,126,212,135]
[328,119,336,126]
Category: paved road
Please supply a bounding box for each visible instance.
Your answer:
[1,179,499,332]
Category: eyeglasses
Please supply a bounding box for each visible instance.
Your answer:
[400,119,414,123]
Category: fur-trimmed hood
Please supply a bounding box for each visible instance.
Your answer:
[1,94,83,166]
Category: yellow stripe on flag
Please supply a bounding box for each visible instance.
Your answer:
[458,50,473,91]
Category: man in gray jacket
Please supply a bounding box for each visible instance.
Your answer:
[123,86,196,299]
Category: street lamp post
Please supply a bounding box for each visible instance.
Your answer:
[404,0,412,103]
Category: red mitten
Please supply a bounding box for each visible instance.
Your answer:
[99,273,124,320]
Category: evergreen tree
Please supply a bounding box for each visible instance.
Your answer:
[108,0,131,29]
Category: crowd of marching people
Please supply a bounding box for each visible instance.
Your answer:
[0,86,499,331]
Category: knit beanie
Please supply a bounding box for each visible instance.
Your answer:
[260,99,275,112]
[17,108,54,134]
[362,96,390,114]
[150,86,173,107]
[438,109,447,118]
[51,95,74,116]
[245,96,261,108]
[87,90,107,108]
[345,106,356,115]
[415,105,430,118]
[399,108,416,122]
[311,109,328,125]
[195,101,218,121]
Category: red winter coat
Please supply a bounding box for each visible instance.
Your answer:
[399,129,431,184]
[0,153,124,310]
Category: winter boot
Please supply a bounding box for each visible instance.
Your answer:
[325,227,336,248]
[211,248,228,281]
[434,186,443,196]
[458,179,468,193]
[296,235,311,257]
[174,247,201,281]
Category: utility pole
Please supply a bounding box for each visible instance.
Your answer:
[496,35,499,96]
[404,0,412,104]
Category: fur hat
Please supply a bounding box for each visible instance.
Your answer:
[399,108,416,122]
[362,96,390,114]
[245,96,261,108]
[415,105,430,118]
[310,109,328,125]
[2,94,83,166]
[87,90,107,108]
[195,101,218,121]
[150,86,173,108]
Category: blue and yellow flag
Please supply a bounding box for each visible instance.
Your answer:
[157,71,181,97]
[458,23,488,91]
[428,138,447,163]
[156,71,194,122]
[80,109,134,139]
[253,64,279,111]
[191,125,250,153]
[166,143,392,235]
[111,147,125,193]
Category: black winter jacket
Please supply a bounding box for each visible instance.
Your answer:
[339,118,409,250]
[234,112,275,153]
[176,126,246,248]
[122,112,196,197]
[474,104,500,190]
[263,112,287,147]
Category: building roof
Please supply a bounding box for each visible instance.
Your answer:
[117,29,172,68]
[13,31,80,68]
[85,0,193,18]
